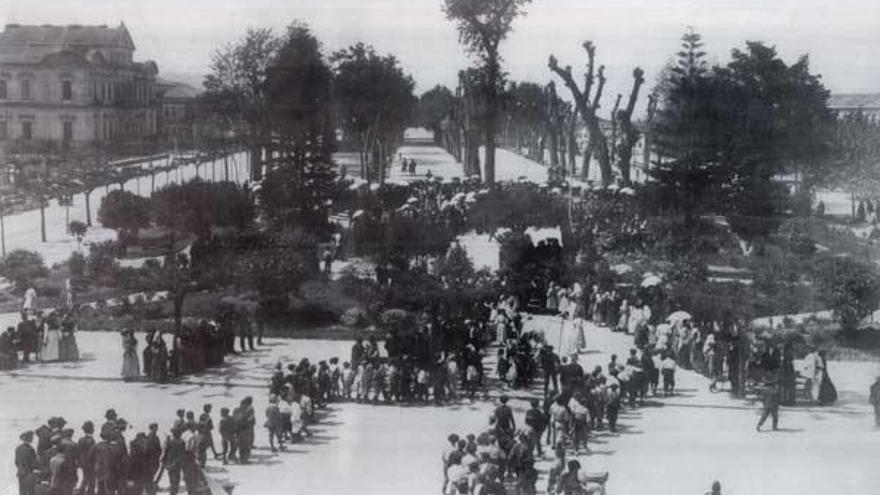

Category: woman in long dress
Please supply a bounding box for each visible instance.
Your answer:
[121,330,140,381]
[817,350,838,406]
[58,314,79,361]
[39,316,62,362]
[22,287,37,313]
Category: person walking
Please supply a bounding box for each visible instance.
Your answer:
[160,429,186,495]
[524,399,547,457]
[540,345,560,397]
[756,380,781,432]
[493,396,515,435]
[15,431,37,495]
[870,376,880,428]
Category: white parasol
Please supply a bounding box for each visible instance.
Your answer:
[667,310,692,323]
[641,275,662,288]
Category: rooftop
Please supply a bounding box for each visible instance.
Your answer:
[0,23,134,50]
[827,93,880,110]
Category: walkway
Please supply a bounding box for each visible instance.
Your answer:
[1,319,878,494]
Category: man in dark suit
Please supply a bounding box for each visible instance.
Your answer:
[144,424,162,495]
[77,422,97,495]
[160,430,186,495]
[15,431,38,495]
[494,395,516,435]
[757,380,780,432]
[93,433,123,495]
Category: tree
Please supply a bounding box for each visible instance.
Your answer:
[68,220,88,251]
[259,23,339,234]
[830,111,880,205]
[719,42,833,242]
[0,250,48,292]
[97,190,151,254]
[612,68,647,185]
[418,85,456,148]
[444,0,532,185]
[650,29,731,222]
[549,42,612,184]
[203,28,282,181]
[331,43,416,183]
[152,180,253,242]
[234,229,319,310]
[816,256,880,338]
[435,242,477,289]
[651,32,834,240]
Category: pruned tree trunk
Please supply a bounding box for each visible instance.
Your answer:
[615,68,646,186]
[549,41,613,186]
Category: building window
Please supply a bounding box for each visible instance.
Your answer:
[21,121,32,140]
[0,121,7,140]
[20,79,31,100]
[63,121,73,142]
[0,80,6,100]
[62,81,72,101]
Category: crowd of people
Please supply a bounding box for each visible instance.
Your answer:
[441,394,609,495]
[119,307,263,383]
[12,395,272,495]
[0,309,79,370]
[264,329,492,413]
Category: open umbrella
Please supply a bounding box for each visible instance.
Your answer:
[667,311,692,323]
[610,263,633,275]
[641,275,662,288]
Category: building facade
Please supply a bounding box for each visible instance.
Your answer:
[156,80,201,146]
[0,23,161,151]
[828,93,880,119]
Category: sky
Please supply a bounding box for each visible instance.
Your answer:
[3,0,879,117]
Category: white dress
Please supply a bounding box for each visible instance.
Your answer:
[40,328,61,361]
[22,288,37,312]
[560,318,585,357]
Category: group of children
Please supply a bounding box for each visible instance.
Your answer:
[268,351,488,410]
[442,396,609,495]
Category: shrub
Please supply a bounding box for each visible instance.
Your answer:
[815,256,880,337]
[87,241,121,285]
[0,250,49,291]
[68,252,86,278]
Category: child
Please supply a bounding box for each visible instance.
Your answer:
[218,407,236,464]
[416,367,430,402]
[317,361,331,407]
[300,392,314,425]
[329,357,341,400]
[497,348,510,384]
[341,361,354,400]
[549,395,571,449]
[662,351,677,396]
[354,362,367,402]
[442,433,461,494]
[199,404,218,460]
[466,362,480,402]
[372,361,387,404]
[387,362,400,403]
[606,383,621,433]
[446,356,459,401]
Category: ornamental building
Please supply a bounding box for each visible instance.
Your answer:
[0,22,162,150]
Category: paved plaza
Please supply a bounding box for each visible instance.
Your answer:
[2,317,878,494]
